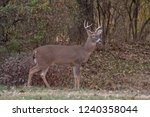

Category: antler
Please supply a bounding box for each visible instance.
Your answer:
[84,20,93,36]
[95,26,102,32]
[84,20,92,30]
[95,22,102,33]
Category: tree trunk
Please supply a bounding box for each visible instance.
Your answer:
[69,0,94,43]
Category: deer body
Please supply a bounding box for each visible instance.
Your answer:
[34,45,93,66]
[28,21,102,89]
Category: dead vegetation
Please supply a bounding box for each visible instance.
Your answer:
[0,42,150,93]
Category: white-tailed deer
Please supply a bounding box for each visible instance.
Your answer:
[28,21,102,89]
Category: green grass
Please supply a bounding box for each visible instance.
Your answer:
[0,85,149,100]
[0,84,5,91]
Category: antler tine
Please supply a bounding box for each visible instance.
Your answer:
[84,20,86,29]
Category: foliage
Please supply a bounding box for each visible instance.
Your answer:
[6,39,21,53]
[0,0,149,53]
[0,0,78,52]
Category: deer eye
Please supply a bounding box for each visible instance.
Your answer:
[91,35,96,39]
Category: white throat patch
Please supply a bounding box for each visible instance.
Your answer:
[96,38,101,43]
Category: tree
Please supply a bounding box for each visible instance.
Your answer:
[69,0,94,43]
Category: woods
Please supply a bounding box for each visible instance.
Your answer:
[0,0,149,52]
[0,0,150,92]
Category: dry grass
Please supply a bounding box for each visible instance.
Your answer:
[0,85,150,100]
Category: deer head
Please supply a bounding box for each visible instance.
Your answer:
[84,21,102,44]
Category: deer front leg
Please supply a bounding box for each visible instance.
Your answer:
[73,65,80,89]
[73,66,77,89]
[40,67,50,88]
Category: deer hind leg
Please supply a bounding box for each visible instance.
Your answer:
[28,65,40,86]
[40,67,50,88]
[73,65,80,89]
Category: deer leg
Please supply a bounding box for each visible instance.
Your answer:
[73,65,80,89]
[28,65,40,86]
[40,67,50,88]
[73,66,77,89]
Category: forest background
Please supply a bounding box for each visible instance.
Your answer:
[0,0,150,99]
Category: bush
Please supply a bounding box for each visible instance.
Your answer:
[6,39,21,53]
[0,53,32,85]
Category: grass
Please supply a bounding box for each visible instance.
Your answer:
[0,85,149,100]
[0,84,5,91]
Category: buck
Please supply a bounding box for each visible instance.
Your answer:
[27,21,102,89]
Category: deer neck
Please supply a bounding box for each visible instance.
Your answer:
[84,39,96,56]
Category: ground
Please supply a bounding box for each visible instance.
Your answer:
[0,85,150,100]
